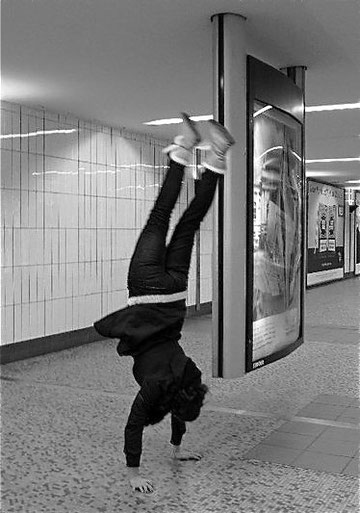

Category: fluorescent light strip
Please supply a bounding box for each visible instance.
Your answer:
[306,171,332,177]
[0,129,77,139]
[346,180,360,184]
[144,114,213,126]
[144,117,183,126]
[190,115,213,122]
[254,105,273,117]
[144,101,360,126]
[257,145,283,160]
[306,102,360,112]
[144,102,360,126]
[306,157,360,163]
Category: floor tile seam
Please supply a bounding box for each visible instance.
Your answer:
[298,405,360,420]
[3,377,359,431]
[244,441,359,464]
[309,395,359,403]
[256,430,360,455]
[244,454,354,477]
[246,441,353,461]
[205,405,360,430]
[243,421,360,473]
[302,443,360,458]
[1,377,136,400]
[290,450,353,474]
[293,415,360,429]
[305,339,359,346]
[306,323,360,330]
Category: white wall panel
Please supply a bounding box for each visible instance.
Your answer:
[19,303,31,341]
[1,150,12,188]
[1,100,212,346]
[2,189,21,227]
[29,301,45,339]
[1,305,14,344]
[11,151,21,190]
[28,116,44,155]
[29,266,39,303]
[28,154,44,191]
[1,110,13,151]
[2,267,12,306]
[13,304,23,342]
[28,191,38,228]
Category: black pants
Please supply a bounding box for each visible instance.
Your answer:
[127,159,219,297]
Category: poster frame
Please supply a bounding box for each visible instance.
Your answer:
[354,191,360,275]
[245,56,305,373]
[306,177,346,287]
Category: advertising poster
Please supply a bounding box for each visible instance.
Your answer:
[307,181,344,285]
[251,102,303,365]
[356,192,360,275]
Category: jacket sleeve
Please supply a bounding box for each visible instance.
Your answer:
[170,413,186,446]
[124,381,161,467]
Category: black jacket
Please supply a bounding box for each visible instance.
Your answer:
[94,300,202,467]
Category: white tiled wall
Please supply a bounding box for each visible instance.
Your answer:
[1,101,213,345]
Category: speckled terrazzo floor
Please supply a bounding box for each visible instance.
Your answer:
[1,278,359,512]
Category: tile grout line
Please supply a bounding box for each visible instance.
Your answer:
[292,415,360,429]
[204,404,360,430]
[305,339,359,346]
[2,375,359,430]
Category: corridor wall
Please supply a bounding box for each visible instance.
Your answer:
[1,101,213,351]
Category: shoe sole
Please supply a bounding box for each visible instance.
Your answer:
[208,119,235,146]
[181,113,201,145]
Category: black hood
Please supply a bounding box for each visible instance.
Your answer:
[94,300,186,347]
[181,358,202,388]
[169,352,201,389]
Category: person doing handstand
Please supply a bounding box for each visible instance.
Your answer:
[94,114,235,493]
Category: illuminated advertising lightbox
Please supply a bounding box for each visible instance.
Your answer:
[248,101,304,370]
[307,180,345,285]
[355,192,360,275]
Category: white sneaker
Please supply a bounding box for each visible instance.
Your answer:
[163,113,201,166]
[202,120,235,174]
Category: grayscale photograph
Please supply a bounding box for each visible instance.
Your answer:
[1,1,359,512]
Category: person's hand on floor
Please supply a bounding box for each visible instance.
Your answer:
[130,476,154,493]
[172,445,202,461]
[127,467,154,493]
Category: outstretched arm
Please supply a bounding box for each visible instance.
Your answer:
[124,383,161,493]
[171,444,202,461]
[127,467,154,494]
[170,413,202,461]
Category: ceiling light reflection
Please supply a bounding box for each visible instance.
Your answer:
[144,114,214,126]
[305,102,360,112]
[144,102,360,126]
[254,106,272,117]
[144,117,183,126]
[256,146,283,160]
[190,115,213,122]
[290,150,302,161]
[0,129,77,139]
[306,171,334,177]
[31,161,184,176]
[306,157,360,163]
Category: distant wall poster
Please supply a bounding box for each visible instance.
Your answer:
[355,192,360,275]
[252,102,303,365]
[307,180,344,285]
